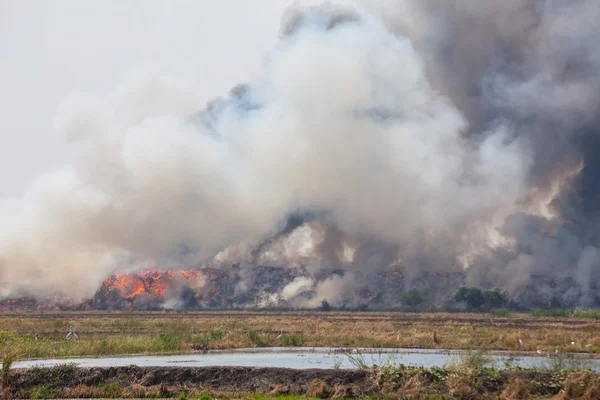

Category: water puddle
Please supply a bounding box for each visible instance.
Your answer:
[8,347,600,371]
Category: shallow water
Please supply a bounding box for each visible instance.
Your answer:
[8,347,600,371]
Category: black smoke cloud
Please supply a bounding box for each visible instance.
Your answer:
[0,1,599,308]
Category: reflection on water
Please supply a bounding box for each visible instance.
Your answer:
[7,347,600,371]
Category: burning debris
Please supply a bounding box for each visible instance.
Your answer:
[1,1,600,309]
[0,266,421,311]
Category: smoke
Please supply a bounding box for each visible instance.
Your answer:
[1,1,599,308]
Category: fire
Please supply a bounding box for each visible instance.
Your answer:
[0,265,428,311]
[100,269,208,300]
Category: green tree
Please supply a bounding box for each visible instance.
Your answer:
[454,287,469,303]
[400,289,426,312]
[454,286,485,309]
[483,289,508,309]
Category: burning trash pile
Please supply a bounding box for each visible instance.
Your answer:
[0,265,424,311]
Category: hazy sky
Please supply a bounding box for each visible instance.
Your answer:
[0,0,324,197]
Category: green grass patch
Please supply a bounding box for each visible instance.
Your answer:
[1,349,19,387]
[281,334,307,347]
[101,381,123,398]
[531,308,600,319]
[29,385,56,400]
[571,308,600,319]
[0,331,14,344]
[247,328,267,347]
[488,308,510,317]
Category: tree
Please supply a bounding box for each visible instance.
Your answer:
[454,287,469,303]
[401,289,426,312]
[454,286,485,309]
[320,300,331,312]
[483,289,508,309]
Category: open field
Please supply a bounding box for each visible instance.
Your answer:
[0,311,599,359]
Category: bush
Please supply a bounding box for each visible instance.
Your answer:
[483,289,508,309]
[400,289,426,312]
[454,287,485,309]
[455,287,508,310]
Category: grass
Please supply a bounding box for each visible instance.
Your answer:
[448,350,491,371]
[249,395,320,400]
[489,308,510,317]
[339,348,600,399]
[0,350,18,388]
[0,311,597,359]
[535,352,593,372]
[281,333,307,347]
[247,328,268,347]
[531,308,600,319]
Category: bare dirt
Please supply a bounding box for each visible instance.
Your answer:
[8,366,372,398]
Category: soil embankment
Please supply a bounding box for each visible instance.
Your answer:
[3,365,600,399]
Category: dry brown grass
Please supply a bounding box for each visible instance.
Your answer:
[500,376,534,400]
[0,311,597,358]
[66,384,105,398]
[446,372,476,398]
[552,371,600,400]
[270,384,292,395]
[399,372,433,397]
[306,379,330,399]
[126,383,150,398]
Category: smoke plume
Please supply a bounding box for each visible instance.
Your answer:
[1,0,599,308]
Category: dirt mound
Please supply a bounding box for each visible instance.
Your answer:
[9,365,371,396]
[4,365,600,399]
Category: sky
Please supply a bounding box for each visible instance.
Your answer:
[0,0,323,197]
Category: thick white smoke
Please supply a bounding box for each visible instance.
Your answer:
[2,1,599,308]
[0,3,529,301]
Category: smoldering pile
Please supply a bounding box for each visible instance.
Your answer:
[0,265,451,311]
[0,1,599,310]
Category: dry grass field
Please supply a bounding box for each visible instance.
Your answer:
[0,311,598,359]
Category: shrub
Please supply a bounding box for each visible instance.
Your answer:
[454,287,485,309]
[400,289,426,312]
[483,289,508,309]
